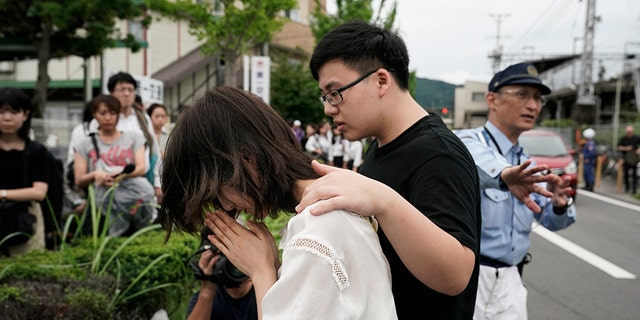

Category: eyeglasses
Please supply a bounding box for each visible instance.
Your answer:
[319,69,379,106]
[497,89,546,105]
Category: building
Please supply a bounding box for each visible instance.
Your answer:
[0,0,321,161]
[453,54,640,141]
[453,80,488,129]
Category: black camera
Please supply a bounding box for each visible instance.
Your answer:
[189,227,248,288]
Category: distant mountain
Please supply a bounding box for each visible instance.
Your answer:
[413,77,458,110]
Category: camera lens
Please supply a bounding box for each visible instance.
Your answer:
[224,261,246,281]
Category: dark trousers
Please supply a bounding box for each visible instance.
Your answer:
[332,156,344,168]
[623,162,638,193]
[583,163,595,191]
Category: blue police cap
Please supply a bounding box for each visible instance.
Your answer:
[488,62,551,95]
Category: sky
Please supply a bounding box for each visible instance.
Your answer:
[327,0,640,85]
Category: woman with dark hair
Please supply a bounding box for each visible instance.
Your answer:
[159,87,396,319]
[146,103,169,157]
[0,88,48,256]
[73,95,155,237]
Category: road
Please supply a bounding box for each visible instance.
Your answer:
[526,189,640,320]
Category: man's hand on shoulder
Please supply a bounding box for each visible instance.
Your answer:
[295,160,392,218]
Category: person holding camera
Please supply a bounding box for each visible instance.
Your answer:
[158,86,397,319]
[186,226,257,320]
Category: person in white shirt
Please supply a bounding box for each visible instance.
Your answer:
[304,121,332,163]
[344,138,364,172]
[147,103,170,158]
[64,102,94,214]
[327,124,347,168]
[158,87,397,319]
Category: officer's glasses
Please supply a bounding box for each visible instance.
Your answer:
[497,89,547,105]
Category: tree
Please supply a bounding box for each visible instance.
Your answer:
[310,1,419,97]
[0,0,150,117]
[310,0,397,43]
[147,0,296,87]
[270,0,402,123]
[270,54,326,125]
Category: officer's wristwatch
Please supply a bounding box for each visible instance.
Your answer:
[553,196,573,215]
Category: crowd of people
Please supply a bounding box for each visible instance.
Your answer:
[1,19,590,320]
[1,71,168,256]
[292,119,365,172]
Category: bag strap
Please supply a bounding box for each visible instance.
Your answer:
[22,139,32,187]
[89,132,100,160]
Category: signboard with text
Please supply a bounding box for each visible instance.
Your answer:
[249,56,270,105]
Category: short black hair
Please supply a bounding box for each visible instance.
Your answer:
[0,87,34,139]
[147,103,168,117]
[107,72,137,92]
[310,20,410,90]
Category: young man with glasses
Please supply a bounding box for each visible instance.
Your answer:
[297,20,481,318]
[455,62,576,319]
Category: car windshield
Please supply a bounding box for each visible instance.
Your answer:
[519,135,568,157]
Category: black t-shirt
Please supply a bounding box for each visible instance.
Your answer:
[618,135,640,152]
[0,139,49,189]
[360,113,481,319]
[186,286,257,320]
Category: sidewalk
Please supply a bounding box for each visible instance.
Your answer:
[581,173,640,206]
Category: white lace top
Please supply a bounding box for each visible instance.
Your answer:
[262,204,397,319]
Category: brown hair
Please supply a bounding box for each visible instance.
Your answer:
[159,87,319,234]
[91,94,122,115]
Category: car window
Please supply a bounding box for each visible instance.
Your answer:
[519,135,568,157]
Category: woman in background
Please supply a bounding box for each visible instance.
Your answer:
[64,101,94,215]
[0,88,48,256]
[327,123,347,168]
[74,95,154,237]
[304,121,331,163]
[147,103,169,158]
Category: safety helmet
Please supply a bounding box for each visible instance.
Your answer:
[583,128,595,139]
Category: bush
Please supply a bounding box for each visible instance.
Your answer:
[0,179,294,320]
[0,229,199,320]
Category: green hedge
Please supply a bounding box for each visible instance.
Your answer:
[0,227,199,320]
[0,193,293,320]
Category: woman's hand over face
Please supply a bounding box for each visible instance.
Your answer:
[205,210,278,279]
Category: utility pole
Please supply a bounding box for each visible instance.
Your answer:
[488,13,510,74]
[577,0,597,106]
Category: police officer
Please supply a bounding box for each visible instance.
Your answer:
[455,62,577,319]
